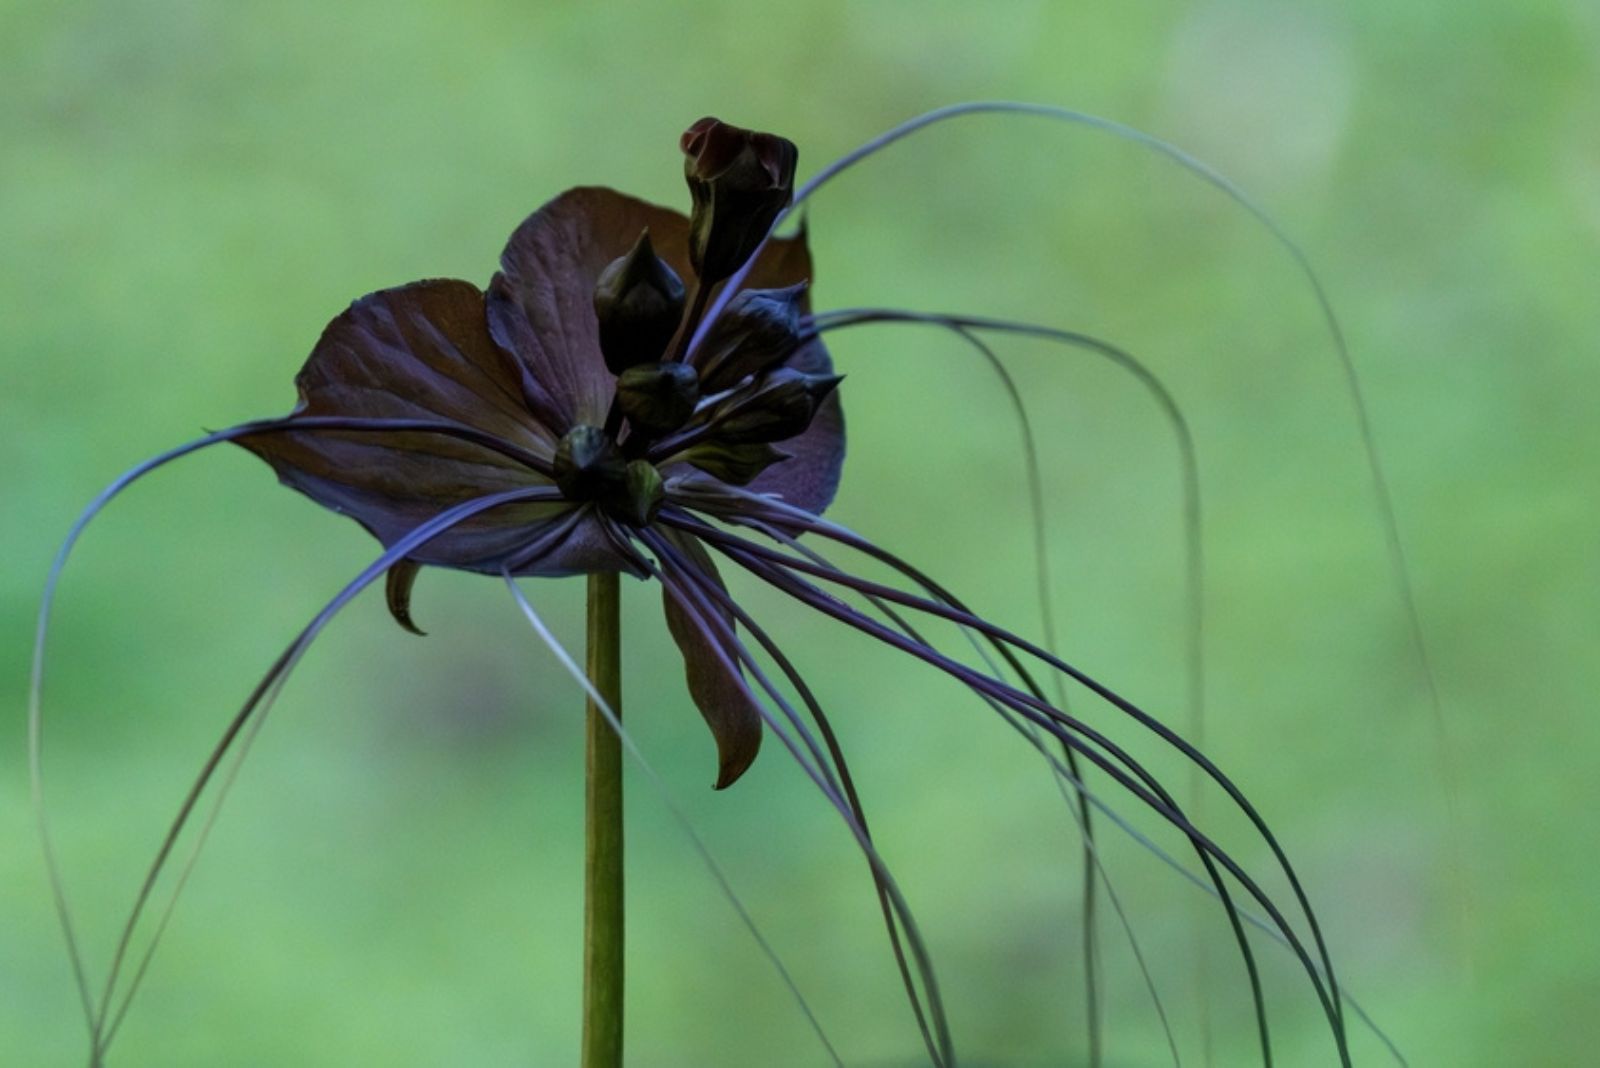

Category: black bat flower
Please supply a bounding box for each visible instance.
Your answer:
[31,106,1427,1068]
[237,166,841,789]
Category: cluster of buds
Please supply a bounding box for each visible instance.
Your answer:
[555,118,838,526]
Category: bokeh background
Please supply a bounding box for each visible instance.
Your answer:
[3,1,1595,1064]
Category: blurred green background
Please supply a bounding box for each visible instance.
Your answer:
[3,1,1595,1064]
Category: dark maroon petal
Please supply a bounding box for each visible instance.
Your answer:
[487,188,700,431]
[291,279,556,450]
[658,531,763,788]
[247,427,563,565]
[241,280,638,576]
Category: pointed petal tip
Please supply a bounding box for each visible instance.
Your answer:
[712,738,761,790]
[659,534,766,790]
[386,559,428,637]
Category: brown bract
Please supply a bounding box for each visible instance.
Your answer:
[242,186,845,786]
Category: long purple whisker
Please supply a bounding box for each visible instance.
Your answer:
[677,485,1348,1048]
[28,419,556,1044]
[715,540,1294,1047]
[812,305,1209,1062]
[1078,793,1407,1068]
[642,529,942,1061]
[1047,749,1406,1065]
[695,99,1343,351]
[666,511,1286,1062]
[636,532,954,1066]
[807,307,1204,751]
[734,516,1178,1066]
[85,485,561,1059]
[99,646,300,1050]
[31,420,553,1048]
[712,103,1421,752]
[782,96,1455,962]
[738,530,1405,1067]
[499,574,844,1067]
[722,515,1404,1066]
[714,540,1315,1060]
[704,101,1454,958]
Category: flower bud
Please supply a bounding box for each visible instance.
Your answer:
[695,283,808,393]
[593,229,687,373]
[604,459,665,526]
[616,361,700,436]
[676,440,789,486]
[681,117,798,284]
[705,367,842,445]
[554,424,626,501]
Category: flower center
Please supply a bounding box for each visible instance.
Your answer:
[553,425,664,527]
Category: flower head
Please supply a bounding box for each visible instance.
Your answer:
[240,133,840,787]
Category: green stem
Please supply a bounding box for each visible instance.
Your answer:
[582,571,623,1068]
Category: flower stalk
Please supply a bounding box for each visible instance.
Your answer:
[582,570,624,1068]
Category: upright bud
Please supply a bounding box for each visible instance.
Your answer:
[681,117,797,285]
[695,283,808,392]
[593,229,686,374]
[616,362,701,436]
[704,367,842,445]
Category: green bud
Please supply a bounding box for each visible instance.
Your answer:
[695,283,808,392]
[680,117,798,284]
[705,367,842,445]
[593,229,687,373]
[604,459,665,526]
[676,440,790,485]
[553,425,626,501]
[616,361,701,436]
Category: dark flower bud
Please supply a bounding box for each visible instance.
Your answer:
[705,367,842,445]
[695,283,808,393]
[616,361,701,436]
[554,424,626,501]
[604,459,665,526]
[681,117,798,284]
[676,440,790,486]
[593,229,687,373]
